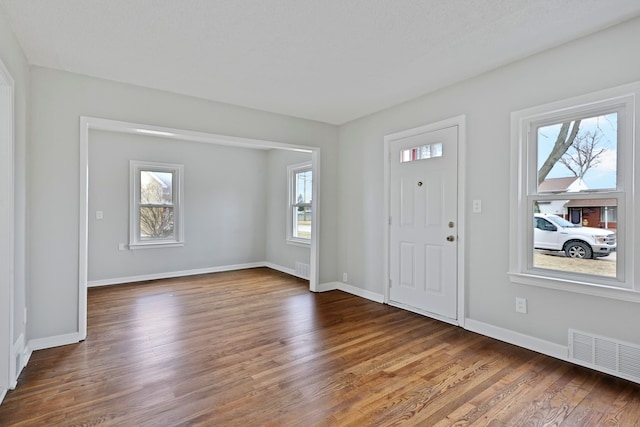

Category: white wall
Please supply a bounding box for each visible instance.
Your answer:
[265,149,312,272]
[88,131,270,281]
[338,17,640,346]
[28,67,338,340]
[0,7,29,390]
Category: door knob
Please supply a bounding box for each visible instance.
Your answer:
[446,235,455,242]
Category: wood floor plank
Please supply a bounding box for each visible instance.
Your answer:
[1,267,639,426]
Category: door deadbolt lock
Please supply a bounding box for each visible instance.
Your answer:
[417,181,423,187]
[448,221,455,228]
[446,235,455,242]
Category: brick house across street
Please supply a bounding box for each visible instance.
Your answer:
[537,177,617,230]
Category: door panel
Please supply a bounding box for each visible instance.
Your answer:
[389,125,458,320]
[399,242,415,288]
[425,244,443,294]
[400,176,414,226]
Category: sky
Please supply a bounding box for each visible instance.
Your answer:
[296,170,313,203]
[537,112,617,190]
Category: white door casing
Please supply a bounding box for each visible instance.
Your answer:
[78,117,321,342]
[385,119,463,324]
[0,58,15,393]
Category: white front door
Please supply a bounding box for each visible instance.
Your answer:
[389,125,458,321]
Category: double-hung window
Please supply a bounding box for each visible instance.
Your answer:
[510,84,637,297]
[130,160,184,248]
[287,162,312,245]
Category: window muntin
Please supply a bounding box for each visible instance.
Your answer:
[511,88,635,294]
[287,162,312,244]
[130,161,184,248]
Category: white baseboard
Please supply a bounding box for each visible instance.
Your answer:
[338,282,385,303]
[263,262,309,280]
[28,332,82,352]
[464,318,568,361]
[264,262,296,277]
[87,262,265,287]
[316,281,338,292]
[317,281,385,304]
[0,388,6,406]
[388,301,458,326]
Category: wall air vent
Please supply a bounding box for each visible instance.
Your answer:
[569,329,640,384]
[295,262,310,280]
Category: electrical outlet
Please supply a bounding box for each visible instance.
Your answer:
[472,200,482,213]
[96,210,103,220]
[515,297,527,314]
[118,243,127,251]
[342,272,348,282]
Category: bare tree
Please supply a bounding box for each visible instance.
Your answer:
[140,207,174,238]
[537,120,581,185]
[558,129,606,179]
[140,180,174,238]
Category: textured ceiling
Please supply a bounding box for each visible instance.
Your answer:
[2,0,640,124]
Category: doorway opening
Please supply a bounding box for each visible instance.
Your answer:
[79,117,321,340]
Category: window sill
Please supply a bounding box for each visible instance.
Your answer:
[509,271,640,303]
[129,241,185,250]
[286,238,311,248]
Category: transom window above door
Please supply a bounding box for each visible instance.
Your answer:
[400,142,443,162]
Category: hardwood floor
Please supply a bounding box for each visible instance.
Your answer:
[1,268,639,426]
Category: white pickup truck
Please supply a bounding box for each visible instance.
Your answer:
[534,213,616,259]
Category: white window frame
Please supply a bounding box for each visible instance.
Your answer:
[287,162,312,246]
[509,83,639,302]
[130,160,184,249]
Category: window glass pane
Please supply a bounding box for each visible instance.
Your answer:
[293,206,312,239]
[139,206,174,239]
[401,149,412,162]
[537,113,617,192]
[140,170,173,204]
[293,169,312,240]
[295,170,312,204]
[420,145,431,159]
[432,143,443,157]
[533,202,616,278]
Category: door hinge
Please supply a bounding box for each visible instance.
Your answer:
[388,216,392,225]
[389,278,392,288]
